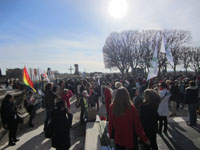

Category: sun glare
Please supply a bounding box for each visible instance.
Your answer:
[108,0,128,19]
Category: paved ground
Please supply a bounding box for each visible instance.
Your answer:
[0,98,200,150]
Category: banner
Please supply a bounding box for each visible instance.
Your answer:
[147,41,159,81]
[161,34,174,67]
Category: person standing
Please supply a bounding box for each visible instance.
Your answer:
[140,89,160,150]
[25,91,36,127]
[44,83,57,131]
[185,81,199,126]
[63,89,73,110]
[169,81,180,117]
[56,80,65,101]
[109,88,150,150]
[104,82,113,120]
[51,101,71,150]
[1,94,20,146]
[157,82,171,134]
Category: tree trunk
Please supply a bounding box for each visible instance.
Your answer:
[173,65,176,78]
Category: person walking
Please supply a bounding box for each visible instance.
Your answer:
[109,87,150,150]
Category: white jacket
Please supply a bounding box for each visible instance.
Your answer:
[157,89,171,117]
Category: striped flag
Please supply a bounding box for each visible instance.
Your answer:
[23,66,36,93]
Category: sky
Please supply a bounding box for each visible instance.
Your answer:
[0,0,200,74]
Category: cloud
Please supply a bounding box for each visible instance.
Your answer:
[0,35,106,74]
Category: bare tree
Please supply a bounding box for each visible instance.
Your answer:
[163,30,191,77]
[180,47,192,74]
[103,32,130,76]
[190,47,200,75]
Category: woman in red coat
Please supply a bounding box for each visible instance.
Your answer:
[109,87,150,150]
[104,82,113,120]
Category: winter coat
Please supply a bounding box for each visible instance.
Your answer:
[0,99,18,129]
[109,104,148,148]
[157,89,171,116]
[185,86,199,104]
[140,103,159,142]
[45,90,56,109]
[104,87,112,113]
[51,108,71,150]
[63,90,73,109]
[170,85,180,102]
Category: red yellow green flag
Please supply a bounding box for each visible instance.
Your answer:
[23,66,36,93]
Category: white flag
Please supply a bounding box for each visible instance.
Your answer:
[161,34,174,67]
[147,42,159,81]
[160,35,166,53]
[165,47,174,67]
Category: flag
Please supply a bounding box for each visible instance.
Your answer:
[160,35,166,53]
[147,41,159,81]
[161,34,174,67]
[165,47,174,67]
[23,66,36,93]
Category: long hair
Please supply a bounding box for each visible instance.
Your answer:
[144,89,160,110]
[112,87,133,117]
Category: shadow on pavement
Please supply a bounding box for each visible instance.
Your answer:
[16,132,51,150]
[160,122,200,150]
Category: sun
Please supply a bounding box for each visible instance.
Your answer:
[108,0,128,19]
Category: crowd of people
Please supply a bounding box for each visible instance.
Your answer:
[1,75,200,150]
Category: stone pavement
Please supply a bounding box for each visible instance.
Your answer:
[0,96,86,150]
[0,97,200,150]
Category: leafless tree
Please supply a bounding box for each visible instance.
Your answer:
[190,47,200,75]
[179,47,192,74]
[103,32,130,76]
[163,30,191,76]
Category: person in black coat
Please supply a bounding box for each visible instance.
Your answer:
[51,100,71,150]
[0,94,20,146]
[140,89,160,150]
[44,82,57,131]
[185,81,199,126]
